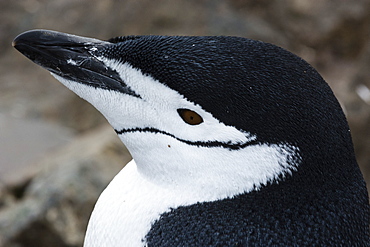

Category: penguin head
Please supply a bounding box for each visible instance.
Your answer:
[13,30,357,198]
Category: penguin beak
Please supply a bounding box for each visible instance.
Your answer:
[13,29,139,97]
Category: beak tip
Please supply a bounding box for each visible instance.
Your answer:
[12,32,25,49]
[12,30,38,51]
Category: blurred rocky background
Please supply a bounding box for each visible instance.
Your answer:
[0,0,369,246]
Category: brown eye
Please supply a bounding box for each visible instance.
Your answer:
[177,109,203,125]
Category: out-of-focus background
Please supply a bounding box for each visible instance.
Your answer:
[0,0,369,246]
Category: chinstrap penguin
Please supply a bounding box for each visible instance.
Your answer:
[13,30,370,246]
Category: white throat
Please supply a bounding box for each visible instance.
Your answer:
[83,138,299,247]
[120,131,299,194]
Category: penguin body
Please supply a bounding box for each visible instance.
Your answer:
[13,30,370,246]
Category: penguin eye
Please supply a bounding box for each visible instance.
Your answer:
[177,109,203,125]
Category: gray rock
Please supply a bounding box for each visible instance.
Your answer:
[0,126,131,247]
[0,114,73,187]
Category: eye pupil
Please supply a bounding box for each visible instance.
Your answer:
[177,109,203,125]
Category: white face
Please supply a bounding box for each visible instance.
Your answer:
[52,58,301,199]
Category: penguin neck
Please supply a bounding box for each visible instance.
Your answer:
[119,132,301,200]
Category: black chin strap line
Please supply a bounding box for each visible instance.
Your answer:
[114,127,260,150]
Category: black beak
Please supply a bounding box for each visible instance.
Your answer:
[13,29,139,97]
